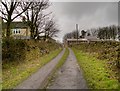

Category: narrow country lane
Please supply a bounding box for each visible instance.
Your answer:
[47,48,88,89]
[14,49,65,89]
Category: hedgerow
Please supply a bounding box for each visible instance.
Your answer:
[72,41,120,82]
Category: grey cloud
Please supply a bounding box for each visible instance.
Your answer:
[105,2,118,23]
[50,2,118,42]
[52,2,117,20]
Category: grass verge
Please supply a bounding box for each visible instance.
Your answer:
[72,47,119,89]
[45,48,69,89]
[55,48,69,70]
[3,48,62,89]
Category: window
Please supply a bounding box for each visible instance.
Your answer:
[12,29,21,34]
[19,30,20,33]
[17,29,20,34]
[14,30,15,34]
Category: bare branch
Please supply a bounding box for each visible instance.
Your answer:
[12,2,32,21]
[2,2,9,13]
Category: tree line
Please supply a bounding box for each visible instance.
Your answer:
[1,0,59,40]
[63,25,120,41]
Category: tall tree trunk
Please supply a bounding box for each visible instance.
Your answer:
[6,22,11,38]
[34,27,38,39]
[30,30,34,39]
[44,30,47,41]
[30,25,34,39]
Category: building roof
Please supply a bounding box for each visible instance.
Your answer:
[2,21,28,29]
[85,36,99,41]
[66,36,100,42]
[67,39,88,41]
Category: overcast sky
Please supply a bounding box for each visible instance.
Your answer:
[48,1,118,42]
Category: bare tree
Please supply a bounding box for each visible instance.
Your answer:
[87,28,98,37]
[34,12,52,39]
[44,18,59,40]
[71,30,79,39]
[97,25,117,40]
[0,0,31,37]
[63,30,79,41]
[63,32,73,43]
[20,0,50,39]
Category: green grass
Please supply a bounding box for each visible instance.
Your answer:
[45,48,69,88]
[55,48,69,70]
[72,47,119,89]
[0,75,1,90]
[3,48,62,89]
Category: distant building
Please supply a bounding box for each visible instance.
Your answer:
[65,38,87,45]
[65,31,100,46]
[85,36,99,41]
[3,21,31,39]
[84,30,99,41]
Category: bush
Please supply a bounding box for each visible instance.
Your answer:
[2,38,62,63]
[2,38,27,63]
